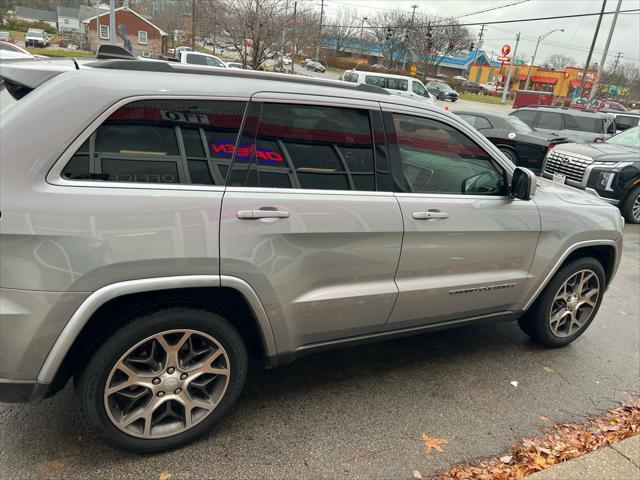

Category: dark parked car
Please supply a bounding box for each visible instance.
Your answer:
[541,126,640,223]
[510,106,615,143]
[457,111,568,172]
[426,81,459,101]
[305,60,326,73]
[454,80,483,94]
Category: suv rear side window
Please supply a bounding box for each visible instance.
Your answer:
[343,72,358,83]
[537,112,564,130]
[61,99,246,185]
[387,113,506,195]
[229,103,376,191]
[564,114,603,133]
[511,110,538,126]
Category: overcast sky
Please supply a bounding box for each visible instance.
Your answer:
[322,0,640,69]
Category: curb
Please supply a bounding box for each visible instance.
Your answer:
[527,435,640,479]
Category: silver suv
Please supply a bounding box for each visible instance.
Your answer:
[0,59,624,453]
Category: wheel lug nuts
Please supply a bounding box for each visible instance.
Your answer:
[174,388,182,394]
[167,367,175,374]
[152,378,161,385]
[157,391,165,397]
[180,373,188,380]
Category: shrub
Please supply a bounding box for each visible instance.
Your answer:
[2,19,57,34]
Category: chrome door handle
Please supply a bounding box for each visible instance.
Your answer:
[412,210,449,220]
[237,209,290,220]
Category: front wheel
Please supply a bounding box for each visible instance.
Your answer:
[518,257,605,347]
[76,307,248,453]
[498,147,518,165]
[621,185,640,224]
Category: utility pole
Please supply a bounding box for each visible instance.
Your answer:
[357,16,368,68]
[578,0,607,99]
[291,0,297,74]
[501,32,520,104]
[109,0,115,45]
[401,4,418,71]
[589,0,622,100]
[191,0,196,50]
[473,24,485,83]
[315,0,324,61]
[612,51,623,71]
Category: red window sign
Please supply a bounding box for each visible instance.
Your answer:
[211,142,283,163]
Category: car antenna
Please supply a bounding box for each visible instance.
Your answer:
[71,57,79,70]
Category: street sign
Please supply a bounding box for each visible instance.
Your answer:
[501,44,511,56]
[410,65,417,76]
[496,55,510,62]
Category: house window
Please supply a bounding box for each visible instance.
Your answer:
[99,24,109,39]
[138,30,148,45]
[63,18,69,24]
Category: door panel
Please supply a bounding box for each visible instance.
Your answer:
[220,98,403,352]
[382,110,540,330]
[385,194,539,329]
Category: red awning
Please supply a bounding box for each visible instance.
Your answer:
[531,76,557,84]
[570,79,592,88]
[518,73,527,80]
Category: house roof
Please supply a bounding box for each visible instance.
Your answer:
[82,6,167,36]
[57,6,79,19]
[14,6,57,23]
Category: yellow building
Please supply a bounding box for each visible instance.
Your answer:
[468,64,597,98]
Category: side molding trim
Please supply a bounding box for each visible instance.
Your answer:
[37,275,277,383]
[522,239,618,311]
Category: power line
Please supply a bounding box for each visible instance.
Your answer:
[315,8,640,29]
[453,0,531,19]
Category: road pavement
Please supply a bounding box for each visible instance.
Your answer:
[1,224,638,479]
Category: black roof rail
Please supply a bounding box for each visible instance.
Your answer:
[86,59,391,95]
[96,44,137,60]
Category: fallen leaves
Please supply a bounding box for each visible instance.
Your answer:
[543,366,554,373]
[412,470,424,479]
[539,416,550,422]
[422,432,449,453]
[432,399,640,480]
[159,471,173,480]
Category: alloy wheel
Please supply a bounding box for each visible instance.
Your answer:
[104,329,230,439]
[548,269,600,337]
[633,193,640,222]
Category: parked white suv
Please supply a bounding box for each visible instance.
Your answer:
[341,70,436,105]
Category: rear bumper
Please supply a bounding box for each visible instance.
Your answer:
[0,378,49,404]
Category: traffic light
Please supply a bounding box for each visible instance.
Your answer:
[426,24,433,49]
[404,31,409,41]
[469,42,475,51]
[386,26,393,41]
[449,39,455,49]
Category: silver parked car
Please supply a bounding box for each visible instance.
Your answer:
[0,58,624,453]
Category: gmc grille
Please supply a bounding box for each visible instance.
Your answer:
[544,151,593,183]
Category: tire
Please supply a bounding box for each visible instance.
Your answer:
[76,307,248,453]
[498,147,518,165]
[621,185,640,224]
[518,257,606,347]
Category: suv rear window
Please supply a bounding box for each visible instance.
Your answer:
[564,114,604,133]
[228,103,376,191]
[61,99,247,185]
[511,109,538,126]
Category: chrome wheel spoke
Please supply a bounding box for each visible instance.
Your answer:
[104,328,231,439]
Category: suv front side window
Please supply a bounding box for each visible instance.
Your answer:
[511,109,538,127]
[412,81,427,96]
[537,112,564,130]
[61,99,247,185]
[229,103,377,191]
[387,113,506,195]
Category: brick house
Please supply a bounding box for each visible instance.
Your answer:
[84,6,167,57]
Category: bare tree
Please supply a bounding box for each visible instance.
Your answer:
[368,10,411,69]
[323,6,360,58]
[214,0,290,69]
[543,54,577,70]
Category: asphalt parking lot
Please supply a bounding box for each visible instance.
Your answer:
[1,224,638,479]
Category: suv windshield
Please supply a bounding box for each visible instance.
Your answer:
[437,83,454,92]
[507,116,533,133]
[27,30,43,38]
[605,126,640,149]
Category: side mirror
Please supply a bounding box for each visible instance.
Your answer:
[511,167,537,200]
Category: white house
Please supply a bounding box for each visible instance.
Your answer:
[57,6,81,32]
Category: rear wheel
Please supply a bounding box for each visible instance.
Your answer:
[518,257,605,347]
[77,307,248,453]
[498,147,518,165]
[621,186,640,224]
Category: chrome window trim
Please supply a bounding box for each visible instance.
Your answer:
[224,185,395,197]
[46,94,250,191]
[36,275,277,384]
